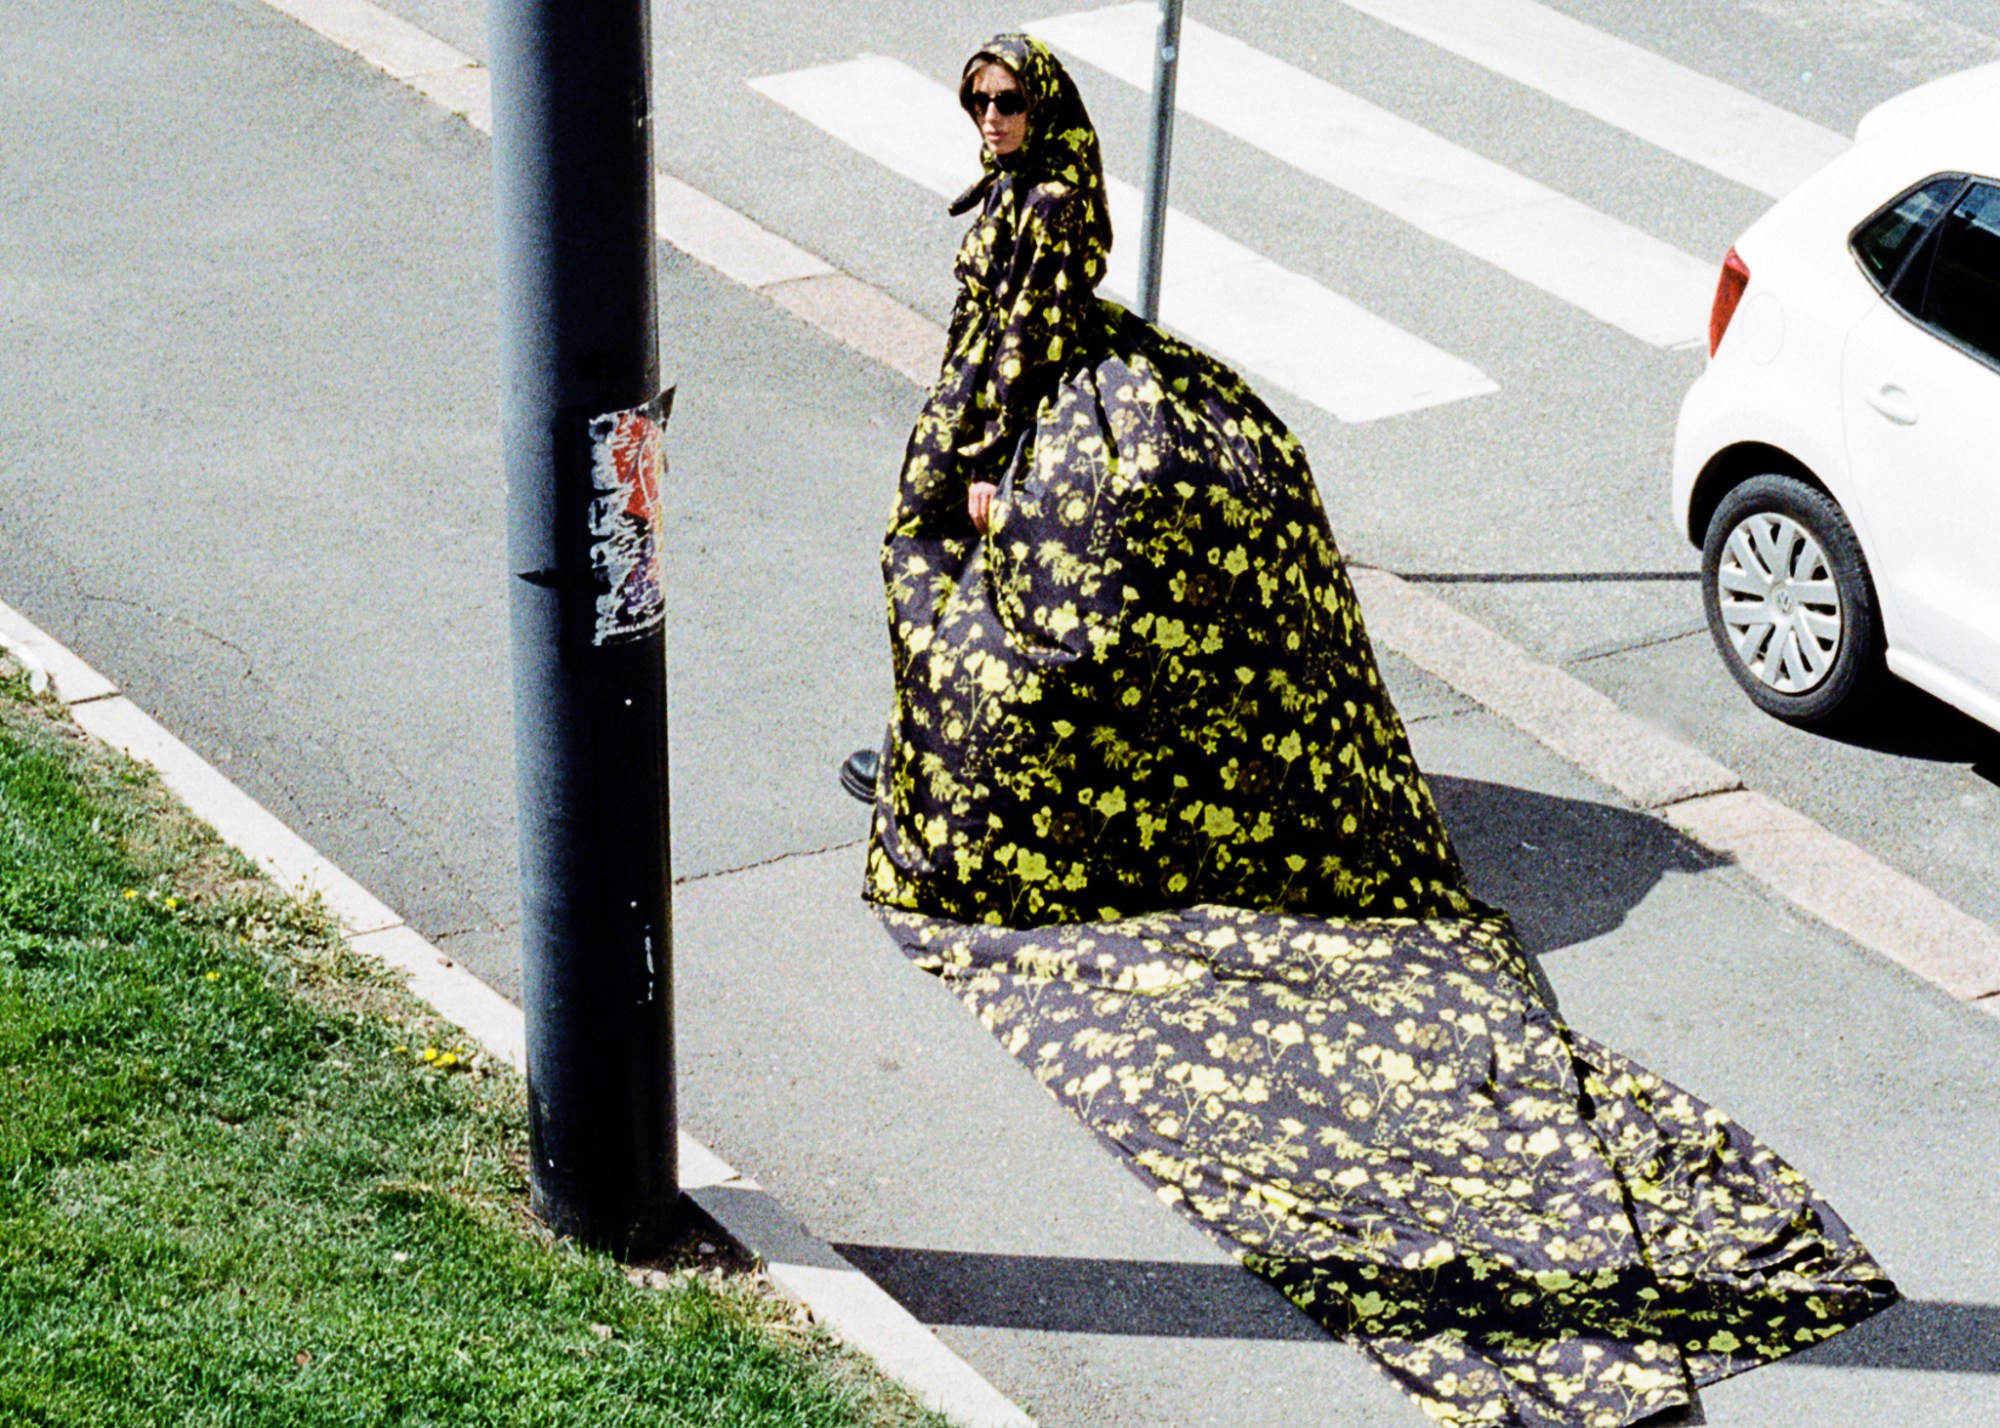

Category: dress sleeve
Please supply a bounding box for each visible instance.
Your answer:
[953,183,1097,481]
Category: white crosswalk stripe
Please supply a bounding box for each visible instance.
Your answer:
[1328,0,1851,198]
[752,56,1498,422]
[1031,4,1718,347]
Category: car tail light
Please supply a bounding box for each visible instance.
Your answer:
[1708,247,1750,356]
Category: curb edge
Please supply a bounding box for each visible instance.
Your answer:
[0,598,1033,1428]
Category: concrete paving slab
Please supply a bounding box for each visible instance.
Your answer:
[673,844,1426,1428]
[675,686,2000,1426]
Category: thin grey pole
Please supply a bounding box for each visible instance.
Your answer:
[489,0,678,1255]
[1136,0,1185,323]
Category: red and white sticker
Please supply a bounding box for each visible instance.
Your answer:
[587,388,674,645]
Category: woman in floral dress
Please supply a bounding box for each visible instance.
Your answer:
[852,34,1895,1428]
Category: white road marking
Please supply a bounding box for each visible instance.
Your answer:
[751,57,1497,422]
[1032,4,1716,346]
[1329,0,1850,198]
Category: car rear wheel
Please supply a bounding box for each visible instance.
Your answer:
[1701,474,1885,726]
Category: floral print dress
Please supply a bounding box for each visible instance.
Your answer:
[863,34,1895,1428]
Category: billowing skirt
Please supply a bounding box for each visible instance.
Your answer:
[865,302,1893,1427]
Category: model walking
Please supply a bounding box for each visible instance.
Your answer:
[850,35,1894,1427]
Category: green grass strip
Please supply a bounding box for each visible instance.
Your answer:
[0,661,948,1428]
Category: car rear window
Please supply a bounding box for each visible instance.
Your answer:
[1851,176,1962,290]
[1918,182,2000,367]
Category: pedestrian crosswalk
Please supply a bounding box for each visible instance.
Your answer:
[746,3,1873,423]
[1325,0,1851,199]
[1035,5,1715,347]
[751,57,1498,422]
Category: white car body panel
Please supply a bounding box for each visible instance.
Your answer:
[1842,295,2000,687]
[1855,63,2000,143]
[1671,73,2000,730]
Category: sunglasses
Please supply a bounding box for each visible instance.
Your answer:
[967,90,1028,118]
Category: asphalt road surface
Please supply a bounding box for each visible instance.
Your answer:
[6,0,2000,1421]
[441,0,2000,933]
[9,0,2000,962]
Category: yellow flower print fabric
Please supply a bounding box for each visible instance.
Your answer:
[880,906,1893,1426]
[864,35,1894,1427]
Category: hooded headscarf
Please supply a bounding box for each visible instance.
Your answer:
[949,34,1113,264]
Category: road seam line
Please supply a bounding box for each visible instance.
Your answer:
[0,599,1030,1428]
[675,835,872,889]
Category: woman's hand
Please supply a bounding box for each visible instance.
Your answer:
[968,481,1000,535]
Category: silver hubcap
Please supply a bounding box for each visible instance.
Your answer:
[1717,513,1842,694]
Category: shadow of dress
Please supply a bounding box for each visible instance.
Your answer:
[863,34,1895,1428]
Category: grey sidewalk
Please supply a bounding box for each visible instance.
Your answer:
[3,2,1996,1423]
[675,654,2000,1426]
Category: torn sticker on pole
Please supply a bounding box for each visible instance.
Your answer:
[587,387,675,645]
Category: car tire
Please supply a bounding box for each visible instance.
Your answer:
[1700,474,1886,727]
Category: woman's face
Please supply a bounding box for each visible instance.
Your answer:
[967,61,1028,157]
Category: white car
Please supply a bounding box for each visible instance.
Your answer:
[1671,65,2000,731]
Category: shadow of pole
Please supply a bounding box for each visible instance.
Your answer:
[831,1244,1997,1374]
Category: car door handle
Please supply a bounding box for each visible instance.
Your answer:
[1865,383,1919,425]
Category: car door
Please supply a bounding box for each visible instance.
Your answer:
[1842,178,2000,699]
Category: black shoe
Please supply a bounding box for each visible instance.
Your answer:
[839,748,880,805]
